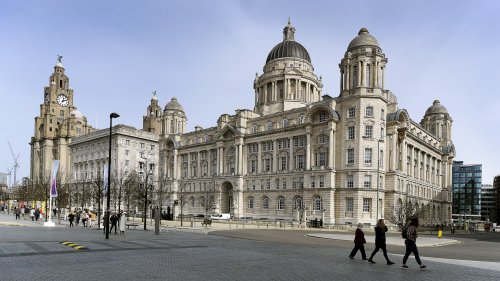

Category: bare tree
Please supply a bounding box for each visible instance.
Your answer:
[385,198,430,229]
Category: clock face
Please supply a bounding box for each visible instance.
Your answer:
[57,94,68,106]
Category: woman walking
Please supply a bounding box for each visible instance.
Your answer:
[368,219,394,265]
[402,217,426,269]
[349,223,368,260]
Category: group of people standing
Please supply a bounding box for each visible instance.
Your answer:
[13,206,44,221]
[68,209,96,227]
[349,217,426,269]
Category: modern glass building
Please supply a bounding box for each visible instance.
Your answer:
[452,161,482,222]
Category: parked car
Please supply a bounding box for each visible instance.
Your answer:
[209,214,231,220]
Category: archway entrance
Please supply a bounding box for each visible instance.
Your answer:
[220,182,233,214]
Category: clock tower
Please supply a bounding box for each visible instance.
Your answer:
[30,57,95,183]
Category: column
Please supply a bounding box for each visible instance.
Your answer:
[360,61,365,86]
[306,130,311,170]
[340,71,344,93]
[173,148,178,180]
[219,147,224,175]
[272,139,277,172]
[329,126,334,169]
[257,142,262,173]
[289,137,294,171]
[374,61,379,88]
[402,140,407,175]
[187,154,191,178]
[238,143,243,175]
[390,134,397,171]
[345,64,350,91]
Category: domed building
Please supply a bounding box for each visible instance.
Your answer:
[143,21,454,226]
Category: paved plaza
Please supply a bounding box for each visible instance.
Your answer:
[1,213,499,280]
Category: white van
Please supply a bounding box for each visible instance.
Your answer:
[209,213,231,220]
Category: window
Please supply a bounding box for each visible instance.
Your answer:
[252,125,257,133]
[278,197,285,210]
[347,149,355,165]
[347,175,354,188]
[380,128,384,139]
[294,197,303,210]
[263,197,269,209]
[266,179,271,189]
[364,148,372,165]
[380,150,384,167]
[125,160,129,167]
[316,152,326,166]
[319,175,325,188]
[318,134,328,144]
[346,198,354,212]
[277,138,290,149]
[311,176,316,188]
[248,143,258,153]
[267,121,273,130]
[248,197,254,209]
[381,109,385,120]
[262,141,273,152]
[280,157,288,170]
[190,197,195,207]
[282,179,287,189]
[352,65,358,88]
[125,150,129,156]
[348,126,355,140]
[313,197,322,211]
[365,64,371,87]
[151,145,155,150]
[293,136,305,147]
[348,107,356,118]
[363,198,371,212]
[365,125,373,138]
[282,118,289,128]
[140,143,145,149]
[364,175,372,188]
[366,106,373,117]
[264,158,272,172]
[319,113,327,122]
[296,155,305,169]
[250,160,257,173]
[200,196,205,207]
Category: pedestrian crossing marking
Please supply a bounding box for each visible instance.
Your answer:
[60,241,89,250]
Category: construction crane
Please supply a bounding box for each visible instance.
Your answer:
[7,141,20,188]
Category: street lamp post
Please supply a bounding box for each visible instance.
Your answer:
[106,112,119,239]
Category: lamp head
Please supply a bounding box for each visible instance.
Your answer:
[110,112,120,119]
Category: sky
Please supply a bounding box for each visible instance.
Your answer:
[1,0,499,185]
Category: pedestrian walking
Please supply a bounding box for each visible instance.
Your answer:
[20,206,25,219]
[68,212,75,227]
[75,211,80,226]
[349,223,368,260]
[401,217,426,269]
[110,214,118,234]
[368,219,394,265]
[15,207,20,220]
[34,208,40,221]
[30,208,35,221]
[119,211,126,235]
[81,210,88,227]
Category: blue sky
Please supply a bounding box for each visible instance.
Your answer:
[1,0,499,184]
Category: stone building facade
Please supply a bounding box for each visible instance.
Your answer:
[69,125,159,211]
[143,21,455,226]
[30,59,95,183]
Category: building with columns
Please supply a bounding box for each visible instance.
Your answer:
[30,58,95,184]
[143,21,455,226]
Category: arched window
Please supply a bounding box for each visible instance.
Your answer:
[200,196,205,207]
[294,197,303,210]
[262,197,269,209]
[267,121,273,131]
[248,197,254,209]
[252,125,257,133]
[365,64,371,87]
[313,197,322,211]
[282,118,289,128]
[190,196,195,207]
[278,196,285,210]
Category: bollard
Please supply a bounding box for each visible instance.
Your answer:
[154,206,160,235]
[438,229,442,239]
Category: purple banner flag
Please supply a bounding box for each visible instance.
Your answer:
[50,160,60,198]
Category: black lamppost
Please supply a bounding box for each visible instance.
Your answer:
[106,112,119,239]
